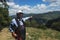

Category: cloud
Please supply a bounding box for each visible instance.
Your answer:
[42,0,60,5]
[7,2,48,15]
[42,0,57,3]
[45,0,60,10]
[49,3,58,7]
[42,0,46,2]
[7,2,15,7]
[7,1,60,16]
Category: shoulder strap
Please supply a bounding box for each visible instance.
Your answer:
[22,19,26,26]
[15,18,21,28]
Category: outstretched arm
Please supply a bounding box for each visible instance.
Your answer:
[22,16,32,22]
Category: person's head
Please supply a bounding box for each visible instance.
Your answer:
[16,10,23,19]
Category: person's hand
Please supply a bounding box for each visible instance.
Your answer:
[12,32,17,37]
[26,32,29,36]
[30,16,32,18]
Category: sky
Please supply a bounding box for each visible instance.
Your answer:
[7,0,60,15]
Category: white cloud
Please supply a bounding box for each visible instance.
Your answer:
[7,2,15,7]
[42,0,46,2]
[7,1,60,16]
[40,4,47,9]
[42,0,57,3]
[9,9,17,15]
[29,4,47,13]
[42,0,60,5]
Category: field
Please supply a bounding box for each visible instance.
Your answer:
[0,27,60,40]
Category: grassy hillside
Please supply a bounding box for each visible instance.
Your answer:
[0,27,60,40]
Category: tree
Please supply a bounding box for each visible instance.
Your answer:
[0,0,10,31]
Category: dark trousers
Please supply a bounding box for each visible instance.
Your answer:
[12,28,26,40]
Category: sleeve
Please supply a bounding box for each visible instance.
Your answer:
[22,17,30,22]
[9,21,14,32]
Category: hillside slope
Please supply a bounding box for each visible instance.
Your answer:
[0,27,60,40]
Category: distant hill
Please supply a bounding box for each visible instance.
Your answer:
[32,11,60,24]
[32,11,60,20]
[11,11,60,19]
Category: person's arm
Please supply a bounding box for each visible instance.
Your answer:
[22,16,32,22]
[9,20,17,37]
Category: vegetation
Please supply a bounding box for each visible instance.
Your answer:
[26,27,60,40]
[0,27,60,40]
[0,0,10,31]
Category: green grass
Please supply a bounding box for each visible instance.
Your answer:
[0,27,60,40]
[26,27,60,40]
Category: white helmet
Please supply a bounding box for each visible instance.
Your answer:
[17,10,22,13]
[16,10,23,14]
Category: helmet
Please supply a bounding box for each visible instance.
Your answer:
[17,10,23,14]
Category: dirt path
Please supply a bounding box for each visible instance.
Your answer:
[0,28,14,40]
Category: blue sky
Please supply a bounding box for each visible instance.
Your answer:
[14,0,44,6]
[14,0,50,6]
[7,0,60,15]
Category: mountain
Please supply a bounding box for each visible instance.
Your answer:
[33,11,60,20]
[25,11,60,25]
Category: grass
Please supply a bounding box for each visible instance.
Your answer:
[0,27,60,40]
[26,27,60,40]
